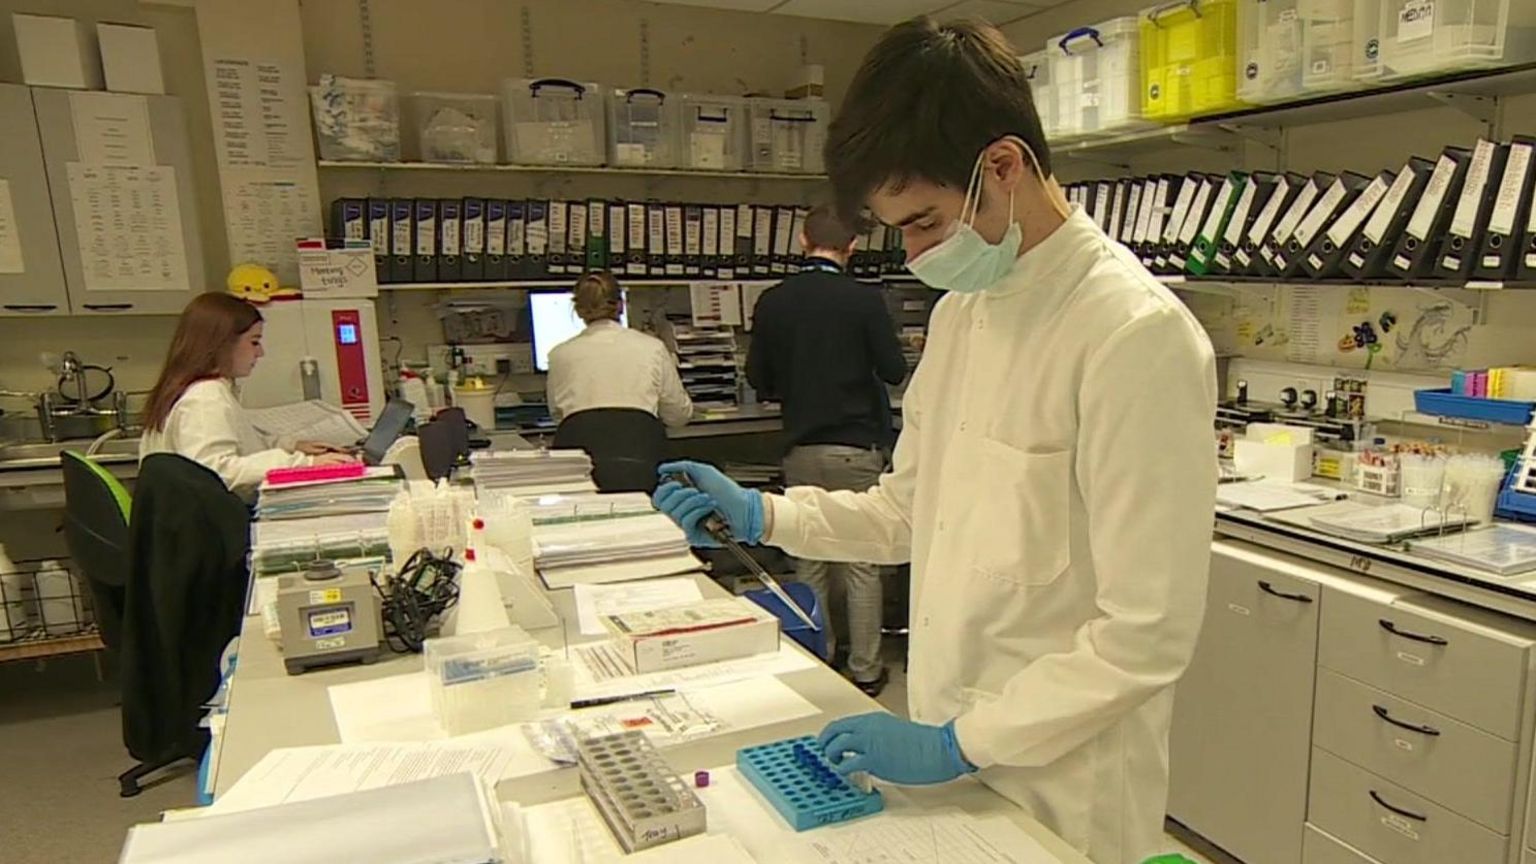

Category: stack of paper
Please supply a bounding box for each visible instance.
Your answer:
[534,512,695,583]
[250,511,392,575]
[1216,481,1346,512]
[246,400,367,450]
[1409,524,1536,576]
[120,773,501,864]
[1308,502,1476,544]
[519,491,656,525]
[470,449,594,493]
[255,467,403,521]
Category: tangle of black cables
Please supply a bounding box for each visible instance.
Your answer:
[371,547,462,653]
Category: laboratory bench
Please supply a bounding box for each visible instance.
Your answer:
[209,568,1091,863]
[1167,500,1536,864]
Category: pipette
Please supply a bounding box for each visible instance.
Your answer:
[664,473,820,632]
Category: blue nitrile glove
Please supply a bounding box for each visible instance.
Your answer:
[817,712,977,786]
[653,460,764,547]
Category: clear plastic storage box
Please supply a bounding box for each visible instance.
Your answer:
[1140,0,1245,121]
[608,88,680,168]
[501,77,607,166]
[409,92,497,164]
[1238,0,1307,103]
[1018,50,1058,138]
[1377,0,1536,80]
[424,626,544,735]
[677,94,749,171]
[310,74,400,162]
[745,98,828,174]
[1048,17,1145,137]
[1301,0,1380,91]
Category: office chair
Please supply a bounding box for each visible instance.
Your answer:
[118,454,249,797]
[418,407,471,481]
[59,452,131,652]
[552,408,669,494]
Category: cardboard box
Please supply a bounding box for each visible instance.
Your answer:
[97,23,164,95]
[13,14,103,89]
[603,598,779,674]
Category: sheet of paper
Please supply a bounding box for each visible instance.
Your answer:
[1216,481,1344,512]
[574,577,705,636]
[206,741,514,816]
[210,57,307,169]
[0,179,22,274]
[69,91,154,166]
[571,639,819,700]
[245,399,368,448]
[252,511,390,548]
[327,668,817,754]
[540,552,704,589]
[512,798,759,864]
[690,283,744,326]
[222,166,321,286]
[1284,285,1323,363]
[66,163,189,292]
[742,283,772,331]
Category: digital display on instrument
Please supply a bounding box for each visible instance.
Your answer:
[336,322,360,345]
[307,606,354,638]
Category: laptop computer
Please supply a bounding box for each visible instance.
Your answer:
[358,398,414,465]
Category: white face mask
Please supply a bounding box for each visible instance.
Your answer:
[906,149,1021,294]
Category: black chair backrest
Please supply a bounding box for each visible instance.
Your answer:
[553,408,669,494]
[60,452,131,649]
[419,407,471,481]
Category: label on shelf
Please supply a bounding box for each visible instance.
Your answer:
[1247,176,1293,246]
[1225,178,1260,247]
[1326,174,1391,247]
[1449,139,1496,239]
[1397,0,1435,44]
[1363,164,1418,244]
[1407,152,1458,240]
[1488,142,1532,236]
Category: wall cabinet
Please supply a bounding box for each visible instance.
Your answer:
[0,84,70,317]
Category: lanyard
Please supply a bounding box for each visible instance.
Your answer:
[801,259,843,274]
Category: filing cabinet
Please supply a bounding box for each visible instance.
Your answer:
[1305,824,1387,864]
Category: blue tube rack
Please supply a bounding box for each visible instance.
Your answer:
[736,736,883,831]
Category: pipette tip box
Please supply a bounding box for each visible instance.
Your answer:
[603,597,779,673]
[737,736,884,831]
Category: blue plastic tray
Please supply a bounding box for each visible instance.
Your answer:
[1414,389,1535,426]
[737,736,883,831]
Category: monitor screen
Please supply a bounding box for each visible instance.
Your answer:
[530,291,627,372]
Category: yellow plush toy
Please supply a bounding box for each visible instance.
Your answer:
[226,262,301,303]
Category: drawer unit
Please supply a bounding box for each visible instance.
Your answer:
[1309,748,1507,864]
[1303,825,1385,864]
[1314,667,1518,833]
[1319,585,1534,740]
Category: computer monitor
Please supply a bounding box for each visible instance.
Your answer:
[530,291,628,372]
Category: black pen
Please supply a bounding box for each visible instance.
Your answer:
[570,689,677,710]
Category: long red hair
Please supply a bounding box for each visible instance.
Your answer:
[143,293,263,432]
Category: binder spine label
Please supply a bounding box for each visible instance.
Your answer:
[1407,153,1459,240]
[1489,142,1532,236]
[1271,180,1321,247]
[1363,166,1418,245]
[1326,175,1390,247]
[1179,180,1214,245]
[1247,177,1292,247]
[1225,178,1260,247]
[1163,178,1197,244]
[1450,140,1496,238]
[1294,180,1347,248]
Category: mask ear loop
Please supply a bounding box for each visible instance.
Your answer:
[960,151,987,228]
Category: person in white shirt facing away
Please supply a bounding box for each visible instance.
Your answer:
[546,271,693,429]
[139,292,355,501]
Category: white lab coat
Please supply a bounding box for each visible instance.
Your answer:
[766,207,1217,863]
[546,320,694,428]
[138,378,309,501]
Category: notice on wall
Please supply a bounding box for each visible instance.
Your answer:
[690,283,743,327]
[0,179,23,274]
[223,165,321,285]
[1284,285,1324,363]
[741,283,772,331]
[211,57,306,168]
[66,163,189,292]
[69,92,155,167]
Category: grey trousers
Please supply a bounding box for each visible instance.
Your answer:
[781,444,886,683]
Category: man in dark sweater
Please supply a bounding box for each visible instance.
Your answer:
[746,204,907,696]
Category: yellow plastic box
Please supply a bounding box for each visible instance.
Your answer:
[1140,0,1246,122]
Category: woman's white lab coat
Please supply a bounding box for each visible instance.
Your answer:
[138,378,308,501]
[765,208,1218,863]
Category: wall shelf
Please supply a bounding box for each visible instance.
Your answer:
[378,275,920,291]
[317,160,826,181]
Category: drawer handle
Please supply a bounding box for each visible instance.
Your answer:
[1378,619,1448,646]
[1258,580,1313,603]
[1369,789,1428,822]
[1372,704,1441,737]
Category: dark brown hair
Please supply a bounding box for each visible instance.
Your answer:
[572,270,622,323]
[824,16,1052,223]
[802,204,857,251]
[143,292,263,432]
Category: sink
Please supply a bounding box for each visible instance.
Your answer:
[0,436,140,467]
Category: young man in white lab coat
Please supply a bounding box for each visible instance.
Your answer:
[654,16,1218,864]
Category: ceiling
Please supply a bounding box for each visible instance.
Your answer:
[637,0,1068,27]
